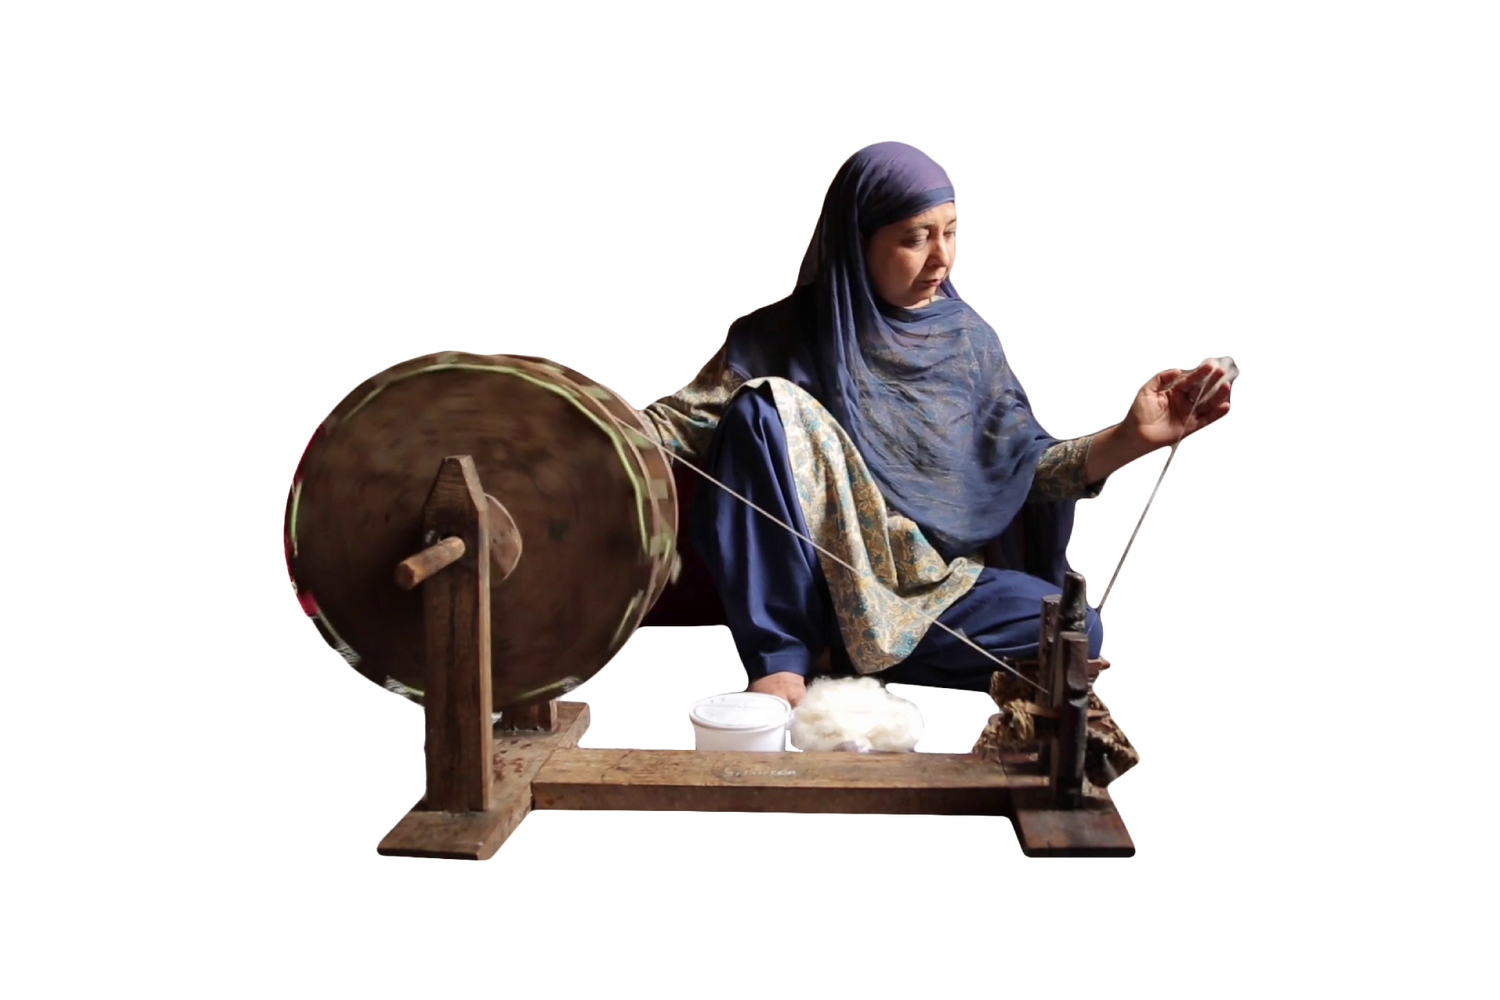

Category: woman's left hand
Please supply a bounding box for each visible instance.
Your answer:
[1123,359,1235,451]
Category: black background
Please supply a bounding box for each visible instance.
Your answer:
[267,132,1254,863]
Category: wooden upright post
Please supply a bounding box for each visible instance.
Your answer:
[1047,571,1090,809]
[1053,571,1088,694]
[419,456,493,814]
[1038,594,1060,689]
[1052,632,1090,809]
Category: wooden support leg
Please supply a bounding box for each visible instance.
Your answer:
[1051,632,1091,810]
[418,456,494,814]
[1037,594,1060,686]
[379,703,590,860]
[1039,571,1088,702]
[1011,650,1135,854]
[377,455,588,860]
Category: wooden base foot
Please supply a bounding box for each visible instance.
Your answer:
[1009,786,1136,857]
[377,702,590,860]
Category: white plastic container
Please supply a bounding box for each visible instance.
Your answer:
[689,692,791,752]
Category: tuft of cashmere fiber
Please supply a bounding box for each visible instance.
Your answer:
[789,676,923,752]
[1174,356,1238,401]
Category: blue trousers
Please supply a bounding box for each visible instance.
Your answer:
[688,383,1103,694]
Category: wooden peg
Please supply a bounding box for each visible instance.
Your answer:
[395,536,466,590]
[1009,657,1109,675]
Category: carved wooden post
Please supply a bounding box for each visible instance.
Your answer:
[416,456,493,814]
[1045,571,1089,808]
[1038,594,1060,691]
[1052,632,1090,809]
[1041,574,1085,696]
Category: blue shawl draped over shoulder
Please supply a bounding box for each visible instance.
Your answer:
[722,141,1079,586]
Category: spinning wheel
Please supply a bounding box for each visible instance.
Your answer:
[283,352,1136,860]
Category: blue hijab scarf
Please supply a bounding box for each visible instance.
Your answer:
[723,141,1079,583]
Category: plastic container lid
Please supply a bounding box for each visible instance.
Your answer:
[689,692,791,732]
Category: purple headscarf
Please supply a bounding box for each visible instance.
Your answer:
[723,141,1078,577]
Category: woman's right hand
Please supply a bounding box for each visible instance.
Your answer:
[750,671,807,707]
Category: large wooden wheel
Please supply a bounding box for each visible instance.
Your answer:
[285,351,678,709]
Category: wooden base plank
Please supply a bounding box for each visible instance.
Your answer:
[532,749,1038,815]
[1009,786,1136,857]
[377,701,1137,860]
[377,702,590,859]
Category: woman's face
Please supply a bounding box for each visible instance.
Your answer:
[864,201,957,309]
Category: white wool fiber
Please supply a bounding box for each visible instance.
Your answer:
[1188,352,1236,401]
[790,676,923,752]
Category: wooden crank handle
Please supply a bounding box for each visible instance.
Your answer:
[395,536,466,590]
[392,496,522,590]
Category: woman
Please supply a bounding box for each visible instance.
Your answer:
[640,142,1231,707]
